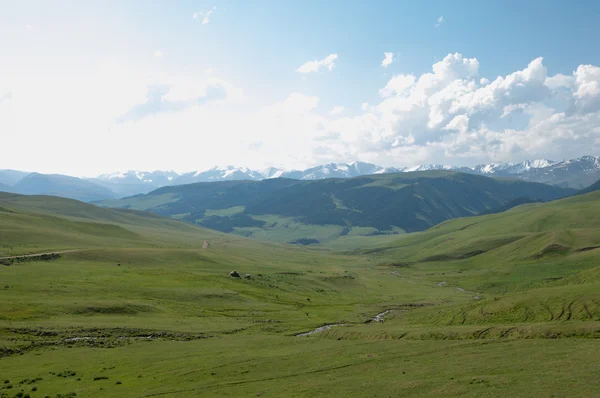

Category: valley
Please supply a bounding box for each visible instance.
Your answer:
[2,187,600,396]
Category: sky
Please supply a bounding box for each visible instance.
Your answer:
[2,0,600,176]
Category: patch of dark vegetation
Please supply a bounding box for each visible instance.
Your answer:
[0,327,208,358]
[289,238,320,245]
[532,244,570,259]
[0,253,61,266]
[365,230,401,236]
[574,245,600,253]
[385,262,412,268]
[191,214,265,233]
[93,376,109,381]
[421,250,486,262]
[57,370,76,378]
[72,303,155,315]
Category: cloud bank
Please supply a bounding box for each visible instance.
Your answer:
[4,52,600,175]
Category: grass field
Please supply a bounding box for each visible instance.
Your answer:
[2,191,600,396]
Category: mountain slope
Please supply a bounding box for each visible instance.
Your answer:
[357,189,600,273]
[13,173,116,202]
[102,171,574,243]
[0,169,30,186]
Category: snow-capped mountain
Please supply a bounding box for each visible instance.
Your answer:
[89,170,180,197]
[284,161,394,180]
[401,164,455,172]
[95,170,179,185]
[86,155,600,198]
[175,166,266,185]
[469,160,557,176]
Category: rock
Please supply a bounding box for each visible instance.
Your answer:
[230,271,240,278]
[245,274,252,279]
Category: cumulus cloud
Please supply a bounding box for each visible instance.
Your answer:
[153,50,164,58]
[296,53,600,167]
[435,16,444,27]
[297,54,338,74]
[379,74,415,98]
[573,64,600,112]
[382,52,394,68]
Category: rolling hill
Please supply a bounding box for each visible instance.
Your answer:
[101,171,574,244]
[3,183,600,396]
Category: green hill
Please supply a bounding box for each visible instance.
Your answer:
[3,192,600,396]
[101,171,574,244]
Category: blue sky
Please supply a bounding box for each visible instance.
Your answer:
[2,0,600,175]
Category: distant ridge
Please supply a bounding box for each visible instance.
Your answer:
[2,155,600,200]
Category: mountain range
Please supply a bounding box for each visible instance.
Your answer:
[1,156,599,201]
[101,171,575,244]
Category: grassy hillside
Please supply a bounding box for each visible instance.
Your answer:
[2,192,600,396]
[101,171,573,244]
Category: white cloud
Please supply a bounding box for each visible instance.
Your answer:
[573,64,600,112]
[435,16,444,27]
[283,53,600,167]
[329,106,345,115]
[193,6,216,24]
[545,73,574,89]
[382,52,394,68]
[297,54,338,74]
[24,24,33,30]
[379,74,415,98]
[153,50,164,58]
[4,47,600,176]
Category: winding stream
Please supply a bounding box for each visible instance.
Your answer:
[296,309,391,337]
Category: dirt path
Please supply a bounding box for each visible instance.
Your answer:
[0,250,80,260]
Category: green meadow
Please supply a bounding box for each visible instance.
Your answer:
[2,191,600,397]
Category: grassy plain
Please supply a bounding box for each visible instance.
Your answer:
[2,191,600,397]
